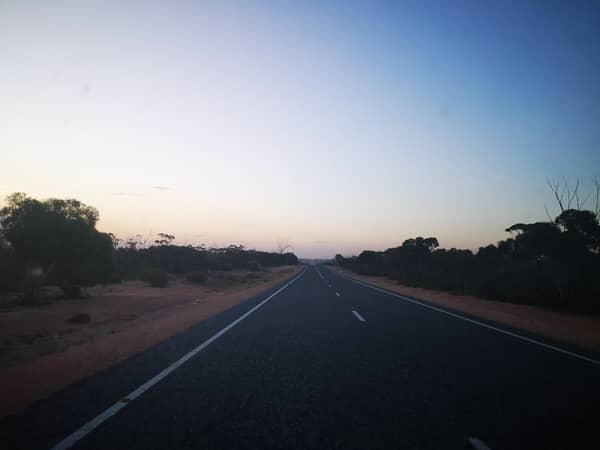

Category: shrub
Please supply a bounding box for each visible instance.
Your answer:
[66,313,91,324]
[139,268,168,288]
[23,268,45,303]
[0,246,20,293]
[186,270,208,284]
[246,272,261,280]
[244,261,261,271]
[0,193,116,296]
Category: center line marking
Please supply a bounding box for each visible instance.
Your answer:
[335,292,341,297]
[468,437,492,450]
[343,275,600,366]
[50,269,307,450]
[315,266,325,280]
[352,310,366,322]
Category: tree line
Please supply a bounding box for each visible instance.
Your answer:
[0,193,298,301]
[335,180,600,314]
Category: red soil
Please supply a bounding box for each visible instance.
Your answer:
[0,266,301,418]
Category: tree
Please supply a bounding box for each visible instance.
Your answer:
[546,176,600,220]
[0,193,115,298]
[505,222,564,260]
[277,239,292,255]
[400,236,439,252]
[555,209,600,251]
[357,250,382,275]
[107,233,121,249]
[0,237,19,293]
[154,233,175,246]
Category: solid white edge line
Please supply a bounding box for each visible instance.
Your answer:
[337,273,600,366]
[51,268,307,450]
[352,310,366,322]
[468,436,492,450]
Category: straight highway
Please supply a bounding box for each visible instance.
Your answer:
[2,265,599,449]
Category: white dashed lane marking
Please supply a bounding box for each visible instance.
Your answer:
[468,437,492,450]
[352,310,366,322]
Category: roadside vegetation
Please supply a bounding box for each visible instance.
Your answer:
[334,179,600,314]
[0,193,298,304]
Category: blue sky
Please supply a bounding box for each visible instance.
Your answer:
[1,1,599,257]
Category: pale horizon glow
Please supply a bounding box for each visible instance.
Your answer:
[1,1,599,258]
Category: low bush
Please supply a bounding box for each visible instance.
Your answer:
[244,261,261,271]
[246,273,261,280]
[0,248,20,293]
[186,270,208,284]
[23,268,45,303]
[139,268,168,288]
[66,313,91,324]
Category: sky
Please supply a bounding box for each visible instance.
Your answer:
[1,1,599,258]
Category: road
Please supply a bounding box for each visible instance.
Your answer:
[2,265,599,449]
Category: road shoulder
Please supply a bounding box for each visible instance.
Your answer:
[0,266,302,418]
[327,266,600,353]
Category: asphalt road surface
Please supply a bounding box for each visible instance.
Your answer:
[2,265,599,450]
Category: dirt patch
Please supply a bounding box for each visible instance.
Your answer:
[0,266,302,418]
[329,266,600,353]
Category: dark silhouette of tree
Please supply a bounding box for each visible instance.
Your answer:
[505,222,564,260]
[154,233,175,246]
[546,176,600,220]
[555,209,600,252]
[0,193,115,298]
[0,234,19,293]
[113,241,299,281]
[356,250,383,275]
[277,239,292,255]
[330,178,600,313]
[0,194,300,300]
[334,216,600,314]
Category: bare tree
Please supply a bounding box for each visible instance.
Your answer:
[592,175,600,219]
[548,177,574,212]
[545,176,600,220]
[277,239,292,255]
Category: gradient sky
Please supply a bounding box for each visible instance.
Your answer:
[1,1,599,257]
